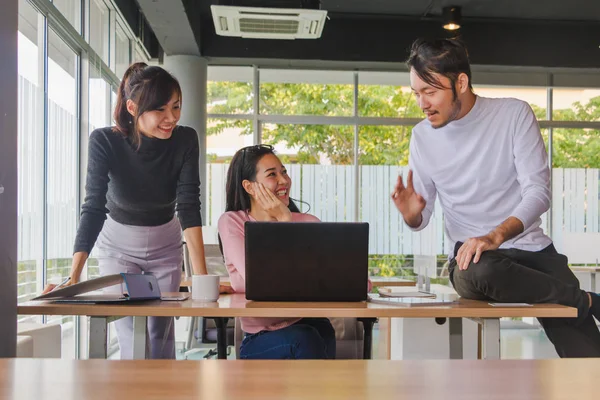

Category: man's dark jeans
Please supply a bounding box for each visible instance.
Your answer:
[449,242,600,357]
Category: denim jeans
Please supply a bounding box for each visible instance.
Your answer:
[450,242,600,357]
[240,318,336,359]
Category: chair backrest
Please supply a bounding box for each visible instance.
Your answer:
[202,226,219,244]
[204,244,222,258]
[561,232,600,264]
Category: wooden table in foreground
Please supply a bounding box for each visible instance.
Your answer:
[18,293,575,361]
[2,358,598,400]
[179,276,416,288]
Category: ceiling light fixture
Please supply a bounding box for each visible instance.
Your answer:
[442,6,461,31]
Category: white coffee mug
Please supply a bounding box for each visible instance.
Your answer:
[192,275,220,302]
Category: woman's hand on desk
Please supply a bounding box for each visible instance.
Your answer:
[41,252,87,294]
[41,276,77,294]
[219,285,235,294]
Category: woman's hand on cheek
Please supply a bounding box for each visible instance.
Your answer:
[253,182,292,222]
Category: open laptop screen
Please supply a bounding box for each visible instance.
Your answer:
[244,222,369,302]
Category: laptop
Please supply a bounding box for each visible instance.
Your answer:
[32,273,186,303]
[244,222,369,302]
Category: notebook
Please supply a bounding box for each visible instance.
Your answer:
[32,273,186,303]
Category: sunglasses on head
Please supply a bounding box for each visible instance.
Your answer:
[240,144,275,175]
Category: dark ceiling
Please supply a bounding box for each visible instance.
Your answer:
[320,0,600,22]
[177,0,600,69]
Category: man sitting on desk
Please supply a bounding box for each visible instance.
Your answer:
[392,37,600,357]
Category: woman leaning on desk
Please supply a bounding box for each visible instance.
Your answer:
[42,62,230,359]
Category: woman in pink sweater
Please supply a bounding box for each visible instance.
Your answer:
[218,144,336,359]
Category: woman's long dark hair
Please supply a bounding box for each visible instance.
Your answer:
[225,145,301,213]
[113,62,182,149]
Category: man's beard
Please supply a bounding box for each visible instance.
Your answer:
[432,98,462,129]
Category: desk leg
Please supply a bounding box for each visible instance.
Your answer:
[132,316,148,360]
[448,318,463,359]
[592,272,597,293]
[358,318,376,360]
[481,318,501,360]
[215,317,229,360]
[186,317,197,351]
[89,317,108,359]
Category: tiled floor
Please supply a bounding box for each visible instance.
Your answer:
[501,328,558,359]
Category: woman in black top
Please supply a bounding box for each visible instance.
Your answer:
[44,62,216,359]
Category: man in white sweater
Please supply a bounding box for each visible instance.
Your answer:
[392,38,600,357]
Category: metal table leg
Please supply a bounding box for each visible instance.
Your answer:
[132,316,148,359]
[448,318,463,359]
[89,317,109,359]
[358,318,376,360]
[481,318,501,360]
[214,317,229,359]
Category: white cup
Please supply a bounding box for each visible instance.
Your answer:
[192,275,220,302]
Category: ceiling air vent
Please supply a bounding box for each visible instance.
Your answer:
[211,5,327,39]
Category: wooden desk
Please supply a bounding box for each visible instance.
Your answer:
[18,293,575,361]
[179,276,416,288]
[2,358,598,400]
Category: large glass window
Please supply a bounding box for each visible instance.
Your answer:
[206,67,255,228]
[17,0,43,308]
[115,22,130,79]
[553,88,600,122]
[89,0,110,64]
[358,73,422,119]
[88,63,110,133]
[553,128,600,169]
[260,70,354,116]
[47,28,79,358]
[207,68,600,281]
[52,0,81,33]
[550,89,600,249]
[207,66,253,114]
[551,128,600,250]
[133,43,147,63]
[359,86,422,118]
[205,118,253,226]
